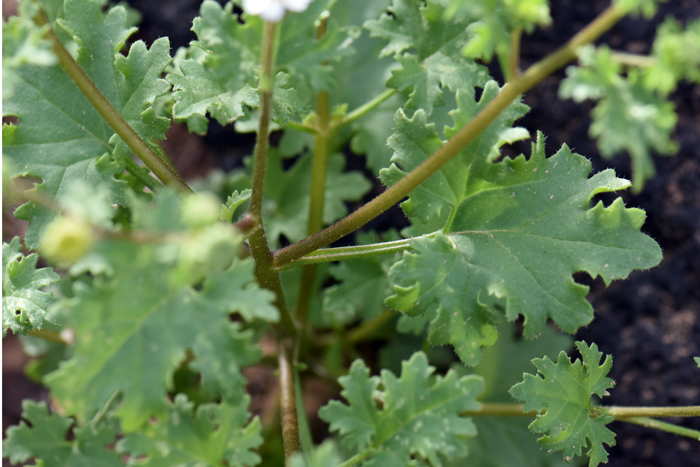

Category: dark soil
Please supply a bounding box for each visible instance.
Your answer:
[3,1,700,466]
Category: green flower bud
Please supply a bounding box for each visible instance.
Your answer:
[181,193,221,228]
[41,217,94,264]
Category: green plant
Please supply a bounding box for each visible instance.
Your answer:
[3,0,700,466]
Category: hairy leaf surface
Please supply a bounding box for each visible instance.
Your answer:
[3,0,171,248]
[509,341,616,467]
[2,237,60,336]
[118,394,263,467]
[2,400,122,466]
[319,352,483,466]
[387,132,662,365]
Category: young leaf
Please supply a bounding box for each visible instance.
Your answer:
[289,440,342,467]
[2,400,122,466]
[509,341,616,467]
[2,237,60,336]
[559,45,678,191]
[365,0,489,117]
[441,0,551,63]
[118,394,263,467]
[695,357,700,368]
[45,239,273,431]
[221,189,253,223]
[645,18,700,95]
[380,81,529,226]
[386,132,662,365]
[614,0,660,18]
[319,352,484,465]
[3,0,172,248]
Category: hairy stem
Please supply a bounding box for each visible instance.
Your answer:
[273,5,626,267]
[603,405,700,418]
[334,89,397,131]
[279,238,413,270]
[123,157,162,192]
[35,8,192,193]
[278,340,301,460]
[508,28,523,81]
[619,417,700,440]
[246,20,300,463]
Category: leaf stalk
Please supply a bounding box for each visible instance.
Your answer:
[273,4,627,267]
[34,7,192,193]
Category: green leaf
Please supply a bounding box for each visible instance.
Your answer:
[221,189,253,223]
[3,0,172,248]
[319,352,483,465]
[2,400,122,466]
[323,230,400,326]
[645,18,700,95]
[386,132,662,365]
[2,237,60,337]
[289,440,343,467]
[695,357,700,368]
[118,394,263,467]
[614,0,659,18]
[452,322,574,467]
[168,0,354,132]
[380,81,529,227]
[559,45,678,191]
[2,0,56,100]
[45,238,271,431]
[260,149,372,247]
[365,0,490,117]
[441,0,551,63]
[509,341,616,467]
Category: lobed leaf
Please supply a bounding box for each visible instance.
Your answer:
[3,0,172,248]
[509,341,616,467]
[380,81,529,225]
[365,0,490,117]
[387,132,662,365]
[560,45,678,191]
[45,236,273,431]
[118,394,263,467]
[169,0,354,132]
[2,237,60,336]
[645,18,700,95]
[319,352,483,466]
[2,400,122,466]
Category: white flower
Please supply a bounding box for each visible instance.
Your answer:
[242,0,313,22]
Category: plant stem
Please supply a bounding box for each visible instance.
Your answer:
[35,8,192,194]
[91,390,121,427]
[611,51,656,68]
[279,238,413,270]
[295,17,331,329]
[462,403,700,419]
[278,340,301,460]
[27,329,67,345]
[337,450,373,467]
[507,28,523,82]
[246,20,301,463]
[123,157,162,192]
[603,405,700,418]
[285,120,318,134]
[618,417,700,440]
[273,5,626,267]
[334,89,397,131]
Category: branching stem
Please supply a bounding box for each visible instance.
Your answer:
[273,5,626,267]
